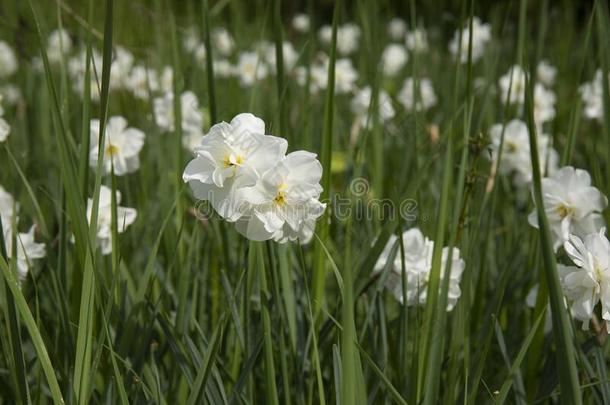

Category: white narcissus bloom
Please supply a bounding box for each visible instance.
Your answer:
[264,41,299,74]
[533,83,556,126]
[398,77,437,111]
[537,60,557,87]
[559,231,610,331]
[47,29,73,63]
[235,151,325,243]
[183,113,288,221]
[579,70,607,121]
[0,185,17,226]
[295,53,329,94]
[126,66,160,100]
[3,225,46,281]
[374,228,465,311]
[528,166,608,251]
[154,91,204,140]
[381,44,408,76]
[0,84,21,105]
[0,94,10,143]
[213,59,234,78]
[499,65,526,104]
[318,23,361,55]
[235,52,268,87]
[388,18,407,41]
[212,28,235,56]
[89,116,145,176]
[0,41,17,78]
[351,87,395,128]
[110,46,135,90]
[68,48,103,100]
[334,59,358,94]
[86,185,137,255]
[405,28,428,52]
[488,119,559,187]
[449,17,492,63]
[292,14,310,33]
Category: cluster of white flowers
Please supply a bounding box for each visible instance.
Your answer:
[498,65,557,128]
[398,77,437,111]
[0,186,46,281]
[488,119,559,188]
[86,186,138,255]
[374,228,465,311]
[0,94,10,143]
[295,54,358,95]
[449,17,491,63]
[579,69,608,122]
[183,113,326,243]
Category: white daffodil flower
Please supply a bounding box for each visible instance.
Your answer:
[154,91,204,139]
[449,17,492,63]
[235,51,268,87]
[559,230,610,332]
[3,225,46,281]
[318,23,361,55]
[537,60,557,87]
[183,113,288,221]
[398,77,437,111]
[388,18,407,41]
[488,119,559,187]
[374,228,465,311]
[126,65,160,100]
[264,41,298,74]
[528,166,608,251]
[0,186,17,227]
[235,151,325,242]
[381,44,408,76]
[351,87,395,128]
[0,41,17,78]
[89,116,145,176]
[405,28,428,52]
[292,14,310,33]
[499,65,526,105]
[579,69,608,121]
[86,185,137,255]
[212,28,235,56]
[47,29,73,64]
[0,94,10,143]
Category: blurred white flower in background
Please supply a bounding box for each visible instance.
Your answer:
[334,58,358,93]
[68,48,103,100]
[488,119,559,188]
[580,69,608,121]
[374,228,465,311]
[212,28,235,56]
[213,59,234,78]
[405,28,428,52]
[537,60,557,87]
[319,23,361,55]
[89,116,145,176]
[154,91,204,140]
[126,66,160,100]
[388,18,407,41]
[449,17,491,63]
[235,151,325,243]
[0,94,10,143]
[533,83,556,126]
[381,44,408,76]
[86,185,137,255]
[398,77,437,111]
[528,166,608,251]
[351,86,395,128]
[499,65,526,104]
[559,230,610,331]
[0,41,17,78]
[0,187,45,281]
[292,14,310,33]
[47,29,73,64]
[264,41,298,73]
[110,46,135,90]
[235,51,268,87]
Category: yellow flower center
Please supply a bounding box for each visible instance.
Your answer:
[555,204,573,219]
[273,183,288,206]
[106,144,120,156]
[223,154,244,168]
